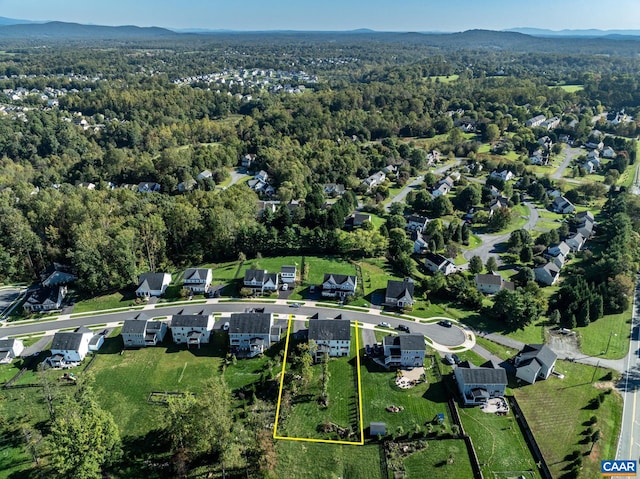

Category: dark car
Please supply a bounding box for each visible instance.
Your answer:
[452,354,461,364]
[438,320,453,328]
[397,324,410,333]
[365,344,372,356]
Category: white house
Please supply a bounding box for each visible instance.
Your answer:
[170,312,214,348]
[308,319,351,361]
[514,344,557,384]
[0,338,24,364]
[183,268,213,294]
[546,241,571,260]
[490,170,515,182]
[424,253,456,276]
[602,146,616,159]
[431,183,451,198]
[534,263,561,286]
[525,115,546,128]
[136,273,172,298]
[383,334,425,367]
[406,215,429,232]
[228,312,275,358]
[411,231,428,254]
[474,273,515,295]
[121,314,168,348]
[362,171,386,189]
[551,196,575,215]
[49,327,95,366]
[244,269,279,294]
[322,274,357,298]
[384,278,415,308]
[280,265,297,284]
[454,361,508,405]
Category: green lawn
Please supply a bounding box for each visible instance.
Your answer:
[554,84,584,92]
[514,361,622,479]
[359,257,402,303]
[402,440,474,478]
[277,336,360,441]
[575,309,631,359]
[276,442,384,479]
[459,405,541,478]
[73,291,137,313]
[427,74,459,83]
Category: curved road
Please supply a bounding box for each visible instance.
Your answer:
[1,300,468,351]
[551,146,582,180]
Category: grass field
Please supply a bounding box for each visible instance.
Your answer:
[275,441,384,479]
[402,440,474,478]
[276,331,360,441]
[575,309,631,359]
[359,257,402,303]
[554,84,584,92]
[427,74,460,83]
[514,361,622,479]
[459,405,541,478]
[73,291,137,313]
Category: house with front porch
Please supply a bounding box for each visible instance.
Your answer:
[322,274,357,298]
[135,272,172,298]
[244,269,279,294]
[308,318,351,361]
[183,268,212,294]
[454,360,508,405]
[49,327,95,366]
[0,338,24,364]
[475,273,515,295]
[23,285,67,313]
[424,253,456,276]
[122,313,168,348]
[384,278,415,308]
[383,334,425,368]
[228,312,275,358]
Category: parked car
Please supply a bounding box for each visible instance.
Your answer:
[444,354,455,365]
[282,283,288,291]
[365,344,372,356]
[378,321,391,328]
[289,303,301,308]
[222,322,230,331]
[397,324,410,333]
[452,354,461,364]
[438,320,452,328]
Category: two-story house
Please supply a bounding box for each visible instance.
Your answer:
[228,312,275,358]
[49,327,96,366]
[384,278,415,308]
[170,312,214,348]
[183,268,213,294]
[474,273,515,295]
[308,318,351,361]
[280,265,297,284]
[0,338,24,364]
[383,334,425,368]
[424,253,456,276]
[121,313,168,348]
[244,269,279,294]
[322,274,358,298]
[514,344,557,384]
[454,360,508,405]
[406,215,430,232]
[135,272,172,298]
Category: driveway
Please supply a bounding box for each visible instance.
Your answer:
[551,146,582,180]
[0,287,25,319]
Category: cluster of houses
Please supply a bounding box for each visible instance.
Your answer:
[247,170,275,196]
[172,68,318,91]
[524,115,560,130]
[431,171,461,199]
[534,210,595,286]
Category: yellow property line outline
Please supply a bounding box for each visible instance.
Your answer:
[273,315,365,445]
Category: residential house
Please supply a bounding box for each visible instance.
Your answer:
[551,196,575,215]
[0,338,24,364]
[514,344,558,384]
[438,176,455,189]
[565,232,585,252]
[23,285,67,313]
[241,154,255,169]
[427,150,441,165]
[244,269,279,294]
[431,182,451,198]
[542,116,561,130]
[382,164,397,175]
[538,136,553,149]
[280,265,297,284]
[530,152,548,166]
[454,360,508,405]
[138,182,161,193]
[583,159,600,174]
[474,273,515,295]
[424,253,456,276]
[121,314,168,348]
[351,212,372,227]
[546,241,571,261]
[574,211,595,238]
[308,318,351,361]
[384,278,415,308]
[490,170,514,182]
[40,263,76,287]
[585,139,604,151]
[255,170,269,183]
[602,146,616,159]
[322,274,357,298]
[196,169,213,181]
[183,268,213,294]
[323,183,345,196]
[534,263,561,286]
[411,230,429,254]
[406,215,429,232]
[587,149,600,161]
[170,312,214,348]
[177,178,197,192]
[525,115,546,128]
[49,327,95,366]
[135,273,172,298]
[362,171,386,189]
[383,334,425,367]
[228,312,275,358]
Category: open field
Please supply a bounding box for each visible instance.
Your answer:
[514,361,622,479]
[575,309,631,359]
[402,439,474,478]
[554,84,585,92]
[459,405,541,478]
[73,290,137,313]
[427,74,460,83]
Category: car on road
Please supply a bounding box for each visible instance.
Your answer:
[378,321,391,328]
[438,320,452,328]
[444,354,455,365]
[397,324,410,333]
[289,303,301,308]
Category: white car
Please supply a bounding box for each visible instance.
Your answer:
[378,321,391,328]
[222,322,230,331]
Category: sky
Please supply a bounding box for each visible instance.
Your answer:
[1,0,640,32]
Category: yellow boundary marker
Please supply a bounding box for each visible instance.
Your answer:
[273,315,365,445]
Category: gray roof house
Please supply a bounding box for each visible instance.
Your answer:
[122,313,168,348]
[384,278,415,308]
[280,265,297,284]
[475,273,515,295]
[514,344,557,384]
[322,274,357,298]
[49,327,95,366]
[170,312,214,348]
[23,285,67,313]
[0,338,24,364]
[552,196,575,215]
[534,263,561,286]
[424,253,456,276]
[183,268,213,293]
[228,312,275,358]
[40,263,76,287]
[135,273,172,298]
[244,269,279,293]
[383,334,425,368]
[454,361,508,405]
[308,319,351,360]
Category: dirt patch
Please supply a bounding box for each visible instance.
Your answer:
[593,381,615,390]
[547,333,581,357]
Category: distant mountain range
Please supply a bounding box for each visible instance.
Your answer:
[0,20,176,39]
[506,27,640,38]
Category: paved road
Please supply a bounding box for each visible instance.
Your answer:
[551,146,582,180]
[0,287,25,319]
[617,276,640,461]
[462,201,539,264]
[0,301,468,350]
[631,163,640,196]
[227,168,249,187]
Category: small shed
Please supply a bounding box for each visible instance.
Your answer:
[370,422,386,437]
